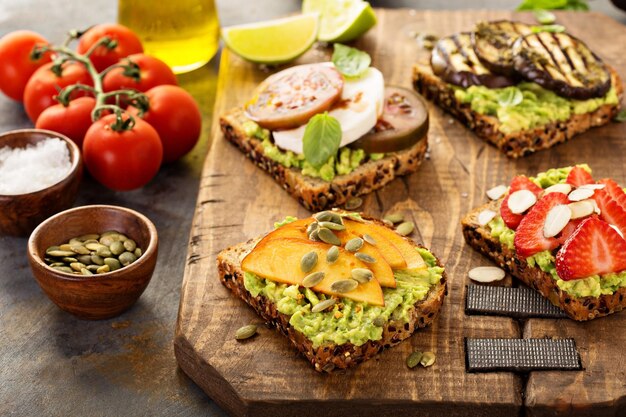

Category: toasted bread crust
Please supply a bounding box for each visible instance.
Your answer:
[217,216,447,372]
[219,108,428,211]
[462,200,626,321]
[413,63,623,158]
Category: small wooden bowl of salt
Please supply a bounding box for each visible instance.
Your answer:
[0,129,82,236]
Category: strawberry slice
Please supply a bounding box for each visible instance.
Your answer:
[556,217,626,281]
[593,188,626,237]
[566,166,594,187]
[598,178,626,209]
[556,217,588,245]
[514,192,570,258]
[500,176,542,230]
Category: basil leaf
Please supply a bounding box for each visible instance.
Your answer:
[531,24,566,33]
[517,0,567,11]
[498,87,524,108]
[332,44,371,78]
[302,112,342,169]
[614,109,626,123]
[533,9,556,24]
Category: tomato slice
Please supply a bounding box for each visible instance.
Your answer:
[350,86,429,153]
[244,63,344,130]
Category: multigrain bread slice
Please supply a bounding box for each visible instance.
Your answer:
[220,108,428,211]
[462,199,626,321]
[217,218,447,373]
[413,63,623,158]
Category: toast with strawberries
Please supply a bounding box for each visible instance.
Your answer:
[462,165,626,321]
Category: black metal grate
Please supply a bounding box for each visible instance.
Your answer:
[466,285,569,319]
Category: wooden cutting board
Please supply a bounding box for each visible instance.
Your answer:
[174,10,626,417]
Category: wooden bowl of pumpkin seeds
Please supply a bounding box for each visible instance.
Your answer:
[27,204,158,320]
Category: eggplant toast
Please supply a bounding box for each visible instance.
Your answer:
[414,20,623,158]
[462,165,626,321]
[217,211,447,372]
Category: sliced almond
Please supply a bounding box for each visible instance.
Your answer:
[568,200,595,220]
[542,183,572,196]
[468,266,506,283]
[578,183,605,190]
[507,190,537,214]
[486,185,508,200]
[610,224,624,239]
[568,187,595,202]
[543,204,572,238]
[477,209,497,226]
[591,199,601,214]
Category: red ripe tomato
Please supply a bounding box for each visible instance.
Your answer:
[77,24,143,72]
[128,85,202,163]
[83,114,163,191]
[23,61,93,123]
[35,97,96,148]
[103,53,177,93]
[0,30,52,101]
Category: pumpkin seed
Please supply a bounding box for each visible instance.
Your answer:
[96,247,112,258]
[351,268,373,283]
[85,242,106,251]
[123,239,137,252]
[59,244,74,252]
[406,351,423,369]
[79,233,100,241]
[62,257,77,263]
[313,211,334,222]
[70,245,90,255]
[104,257,122,271]
[330,279,359,293]
[326,246,339,264]
[80,267,93,276]
[384,212,404,224]
[382,219,394,227]
[345,237,364,252]
[50,262,66,267]
[396,221,415,236]
[46,246,60,254]
[70,262,85,272]
[318,227,341,246]
[100,235,120,246]
[306,222,319,235]
[362,234,377,246]
[47,250,76,257]
[355,252,376,263]
[301,251,318,273]
[87,265,100,272]
[96,265,110,274]
[134,248,142,258]
[345,196,363,210]
[420,351,436,367]
[235,324,257,340]
[119,252,137,266]
[308,228,320,242]
[69,238,84,245]
[302,271,325,288]
[53,266,73,273]
[101,230,120,237]
[78,255,93,265]
[82,239,99,245]
[90,254,104,266]
[109,241,125,256]
[311,298,336,313]
[318,221,346,231]
[372,316,386,327]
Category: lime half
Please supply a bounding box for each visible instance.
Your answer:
[302,0,377,43]
[222,14,319,65]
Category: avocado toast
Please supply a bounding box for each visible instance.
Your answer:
[217,211,447,372]
[413,21,623,158]
[462,165,626,321]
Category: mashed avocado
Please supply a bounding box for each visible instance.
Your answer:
[243,247,443,348]
[486,165,626,298]
[242,120,384,181]
[454,83,618,135]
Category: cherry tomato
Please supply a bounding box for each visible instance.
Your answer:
[0,30,52,101]
[103,53,177,93]
[23,61,93,123]
[83,114,163,191]
[128,85,201,163]
[35,97,96,148]
[77,24,143,72]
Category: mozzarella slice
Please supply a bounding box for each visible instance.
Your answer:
[273,66,384,155]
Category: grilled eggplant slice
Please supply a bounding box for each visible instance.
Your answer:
[472,20,533,76]
[431,32,516,89]
[512,32,611,99]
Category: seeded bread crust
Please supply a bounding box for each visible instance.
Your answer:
[412,63,623,158]
[216,216,447,373]
[219,108,428,211]
[462,200,626,321]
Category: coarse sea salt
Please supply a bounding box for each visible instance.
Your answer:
[0,138,72,195]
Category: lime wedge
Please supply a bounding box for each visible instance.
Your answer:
[302,0,377,43]
[222,14,319,65]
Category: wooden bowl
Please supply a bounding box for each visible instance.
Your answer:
[0,129,82,236]
[27,205,159,320]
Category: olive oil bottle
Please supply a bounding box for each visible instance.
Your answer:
[118,0,219,74]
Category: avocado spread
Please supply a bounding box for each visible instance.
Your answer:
[486,165,626,298]
[242,120,385,181]
[243,247,443,348]
[454,83,618,135]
